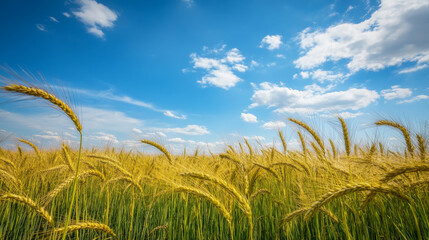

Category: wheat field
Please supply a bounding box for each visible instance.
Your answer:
[0,84,428,239]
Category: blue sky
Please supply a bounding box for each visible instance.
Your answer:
[1,0,429,153]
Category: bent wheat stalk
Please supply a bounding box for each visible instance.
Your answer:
[1,83,83,240]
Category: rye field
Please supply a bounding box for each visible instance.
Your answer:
[0,83,428,239]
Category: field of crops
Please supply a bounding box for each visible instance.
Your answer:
[0,84,428,239]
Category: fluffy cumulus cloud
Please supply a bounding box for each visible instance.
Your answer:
[262,121,286,129]
[250,82,379,113]
[72,0,118,38]
[260,35,283,50]
[294,0,429,73]
[241,113,258,123]
[381,85,412,100]
[190,47,248,89]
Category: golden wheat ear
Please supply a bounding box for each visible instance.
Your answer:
[141,139,173,163]
[1,84,82,133]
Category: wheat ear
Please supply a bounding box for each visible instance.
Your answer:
[338,117,351,157]
[40,170,105,207]
[278,130,287,154]
[375,120,414,157]
[305,183,410,220]
[289,118,325,154]
[297,131,307,159]
[62,144,75,172]
[416,134,426,161]
[0,156,16,169]
[86,154,120,163]
[181,172,252,219]
[0,168,22,190]
[2,84,81,132]
[329,139,336,160]
[53,222,116,238]
[141,140,173,163]
[0,193,54,225]
[244,138,254,157]
[18,139,41,159]
[104,176,143,194]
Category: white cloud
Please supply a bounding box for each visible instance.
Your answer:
[250,82,379,113]
[241,113,258,123]
[310,69,346,83]
[243,136,265,141]
[345,5,354,13]
[399,64,429,74]
[262,121,286,129]
[250,60,259,67]
[276,54,286,59]
[36,24,46,31]
[191,47,247,89]
[88,132,119,144]
[260,35,283,50]
[295,0,429,73]
[321,112,363,119]
[300,71,310,79]
[162,125,209,135]
[163,110,186,119]
[87,27,104,38]
[168,137,195,144]
[398,95,429,104]
[298,69,346,83]
[49,17,59,23]
[232,64,248,72]
[132,128,142,134]
[303,83,335,93]
[72,0,118,38]
[63,12,71,18]
[381,85,412,100]
[223,48,245,63]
